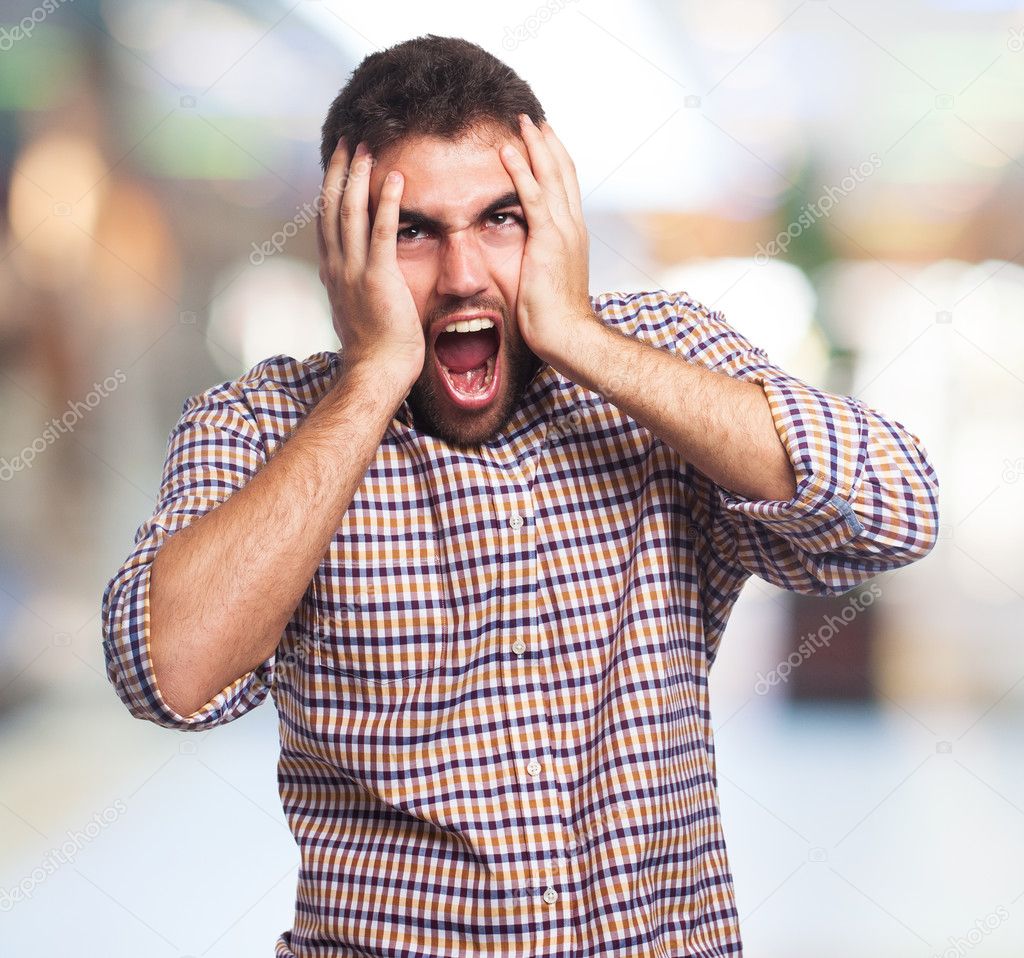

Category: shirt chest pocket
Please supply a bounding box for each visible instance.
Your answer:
[311,530,452,685]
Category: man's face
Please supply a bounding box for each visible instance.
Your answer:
[367,125,543,449]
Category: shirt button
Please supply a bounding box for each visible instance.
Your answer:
[542,887,558,904]
[526,759,541,776]
[509,513,524,529]
[512,638,526,655]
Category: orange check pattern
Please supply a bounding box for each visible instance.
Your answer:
[102,289,939,957]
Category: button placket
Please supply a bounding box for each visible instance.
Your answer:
[509,511,528,659]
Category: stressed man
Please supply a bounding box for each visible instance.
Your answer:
[102,35,939,958]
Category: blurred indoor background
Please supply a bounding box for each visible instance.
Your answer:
[0,0,1021,954]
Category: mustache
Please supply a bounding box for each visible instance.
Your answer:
[428,299,509,326]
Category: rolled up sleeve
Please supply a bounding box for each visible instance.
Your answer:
[671,292,940,597]
[101,380,275,730]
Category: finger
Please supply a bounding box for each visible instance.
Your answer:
[340,142,374,268]
[316,209,328,284]
[320,136,351,263]
[366,169,405,270]
[518,114,572,226]
[499,140,556,236]
[538,121,584,224]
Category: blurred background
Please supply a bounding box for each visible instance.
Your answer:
[0,0,1021,954]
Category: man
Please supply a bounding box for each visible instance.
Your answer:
[102,35,939,958]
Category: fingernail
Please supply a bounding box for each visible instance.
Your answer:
[521,113,533,126]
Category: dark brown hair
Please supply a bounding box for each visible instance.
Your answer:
[319,34,546,172]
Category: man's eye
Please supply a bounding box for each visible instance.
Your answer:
[398,225,426,241]
[490,212,524,228]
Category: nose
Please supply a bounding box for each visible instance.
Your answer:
[436,229,488,300]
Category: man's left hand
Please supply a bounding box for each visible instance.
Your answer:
[499,114,594,366]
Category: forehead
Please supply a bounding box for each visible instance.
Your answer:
[368,126,521,220]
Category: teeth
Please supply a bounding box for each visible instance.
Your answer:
[443,317,495,334]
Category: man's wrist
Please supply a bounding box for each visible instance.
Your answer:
[543,307,618,393]
[336,349,420,398]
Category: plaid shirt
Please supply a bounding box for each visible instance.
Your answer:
[102,289,939,957]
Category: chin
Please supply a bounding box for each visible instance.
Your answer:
[409,376,513,448]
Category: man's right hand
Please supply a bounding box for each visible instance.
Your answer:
[317,137,424,389]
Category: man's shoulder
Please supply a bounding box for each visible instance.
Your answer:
[213,350,339,400]
[180,351,342,430]
[589,288,721,348]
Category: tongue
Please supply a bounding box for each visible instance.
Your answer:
[434,330,497,373]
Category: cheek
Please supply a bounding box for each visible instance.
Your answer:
[483,248,522,301]
[394,256,433,301]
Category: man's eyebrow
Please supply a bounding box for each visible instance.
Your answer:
[397,191,522,231]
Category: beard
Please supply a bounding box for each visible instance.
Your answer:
[406,296,543,450]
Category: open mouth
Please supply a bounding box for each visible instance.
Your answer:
[432,316,502,411]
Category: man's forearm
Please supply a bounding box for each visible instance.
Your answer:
[551,312,797,502]
[148,358,410,716]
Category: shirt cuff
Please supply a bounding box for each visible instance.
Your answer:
[717,375,867,554]
[107,562,276,729]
